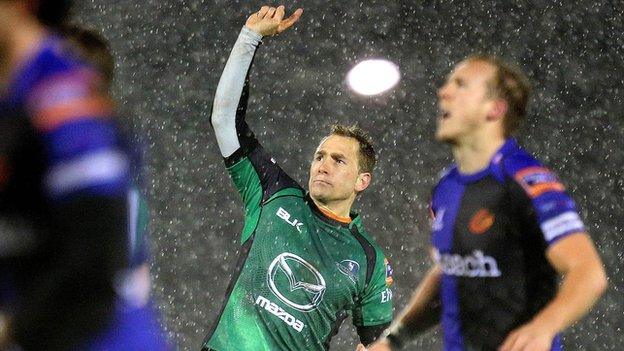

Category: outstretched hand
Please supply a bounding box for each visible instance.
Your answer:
[245,5,303,37]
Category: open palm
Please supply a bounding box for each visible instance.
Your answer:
[245,5,303,37]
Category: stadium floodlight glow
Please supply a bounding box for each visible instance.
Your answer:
[347,59,400,96]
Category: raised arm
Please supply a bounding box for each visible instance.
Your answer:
[211,5,303,158]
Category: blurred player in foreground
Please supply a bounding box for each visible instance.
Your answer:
[203,5,394,351]
[362,57,607,351]
[63,25,171,350]
[0,0,167,349]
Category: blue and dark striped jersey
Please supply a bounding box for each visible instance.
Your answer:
[430,138,584,351]
[0,34,167,350]
[1,35,129,200]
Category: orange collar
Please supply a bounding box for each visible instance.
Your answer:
[318,206,352,224]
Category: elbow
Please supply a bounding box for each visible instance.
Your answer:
[210,99,236,128]
[594,267,608,297]
[585,263,608,300]
[210,112,228,129]
[210,112,234,131]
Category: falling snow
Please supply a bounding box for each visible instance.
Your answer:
[73,1,623,349]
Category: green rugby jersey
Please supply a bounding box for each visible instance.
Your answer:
[203,144,394,350]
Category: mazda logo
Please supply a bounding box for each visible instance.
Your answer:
[267,253,326,312]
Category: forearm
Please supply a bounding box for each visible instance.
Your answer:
[357,322,391,345]
[530,261,607,334]
[398,265,441,327]
[384,265,442,348]
[212,26,262,157]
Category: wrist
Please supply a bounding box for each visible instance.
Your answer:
[241,26,263,43]
[381,322,407,350]
[529,313,562,337]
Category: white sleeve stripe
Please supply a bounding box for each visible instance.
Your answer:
[540,211,585,242]
[127,188,140,252]
[46,149,128,196]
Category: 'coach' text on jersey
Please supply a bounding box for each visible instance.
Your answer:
[430,138,584,351]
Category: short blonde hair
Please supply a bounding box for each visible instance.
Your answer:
[467,55,531,136]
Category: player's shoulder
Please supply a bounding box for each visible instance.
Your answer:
[18,37,115,135]
[436,164,458,183]
[499,144,566,199]
[350,222,388,266]
[21,35,97,97]
[500,146,544,177]
[430,163,458,199]
[349,222,392,287]
[350,219,379,246]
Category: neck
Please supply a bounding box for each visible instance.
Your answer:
[310,196,354,219]
[452,133,506,174]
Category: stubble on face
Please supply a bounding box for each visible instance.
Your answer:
[308,135,361,206]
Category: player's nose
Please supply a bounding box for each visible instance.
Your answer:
[317,159,330,174]
[437,82,451,100]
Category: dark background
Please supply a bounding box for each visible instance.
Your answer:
[73,1,623,349]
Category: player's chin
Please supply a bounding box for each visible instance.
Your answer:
[309,186,335,202]
[309,186,325,199]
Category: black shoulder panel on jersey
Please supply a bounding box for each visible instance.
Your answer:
[223,77,258,168]
[247,145,301,203]
[203,233,256,344]
[357,322,391,346]
[349,226,377,286]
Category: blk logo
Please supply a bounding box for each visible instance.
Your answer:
[276,207,304,233]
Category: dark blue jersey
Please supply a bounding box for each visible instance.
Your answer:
[1,36,128,200]
[0,34,168,350]
[430,138,585,351]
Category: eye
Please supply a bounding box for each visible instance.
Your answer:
[336,158,346,164]
[315,154,323,161]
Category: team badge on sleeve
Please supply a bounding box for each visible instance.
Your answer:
[337,259,360,283]
[514,166,565,198]
[384,258,394,287]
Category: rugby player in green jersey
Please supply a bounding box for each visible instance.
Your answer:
[202,5,394,351]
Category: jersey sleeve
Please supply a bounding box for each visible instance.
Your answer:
[227,145,300,243]
[352,255,394,327]
[25,66,129,200]
[506,155,586,245]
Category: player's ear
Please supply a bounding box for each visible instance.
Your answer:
[355,172,371,192]
[487,99,508,121]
